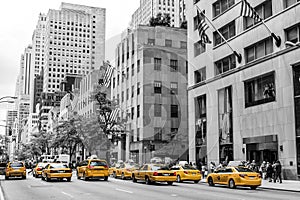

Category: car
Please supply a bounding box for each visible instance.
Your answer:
[227,160,247,167]
[0,162,7,175]
[131,163,176,185]
[33,162,49,178]
[170,164,201,183]
[206,166,262,190]
[115,163,140,180]
[41,163,72,182]
[76,159,109,181]
[5,161,26,180]
[110,160,124,178]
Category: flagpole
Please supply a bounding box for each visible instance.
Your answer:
[196,5,242,63]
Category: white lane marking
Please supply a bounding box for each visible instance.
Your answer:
[115,188,133,194]
[0,183,5,200]
[171,194,178,197]
[61,191,74,198]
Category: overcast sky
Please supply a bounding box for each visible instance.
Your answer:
[0,0,139,134]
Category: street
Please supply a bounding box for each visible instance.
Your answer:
[0,173,299,200]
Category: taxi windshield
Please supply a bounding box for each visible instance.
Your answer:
[90,161,107,166]
[151,165,169,171]
[50,164,68,169]
[11,163,24,168]
[182,165,197,170]
[234,167,255,172]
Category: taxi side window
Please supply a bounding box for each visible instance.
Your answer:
[216,169,225,173]
[225,168,232,173]
[171,167,180,170]
[142,165,148,170]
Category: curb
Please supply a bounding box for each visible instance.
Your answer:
[259,186,300,193]
[0,182,5,200]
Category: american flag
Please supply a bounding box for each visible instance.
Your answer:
[196,10,211,44]
[103,61,114,87]
[240,0,262,21]
[109,108,120,123]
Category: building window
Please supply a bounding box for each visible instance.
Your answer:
[154,128,162,141]
[121,91,124,102]
[213,0,235,18]
[171,105,178,118]
[112,77,115,88]
[154,58,161,71]
[137,82,140,95]
[194,67,206,84]
[137,105,140,118]
[131,64,134,76]
[245,37,273,63]
[214,21,235,46]
[126,67,129,79]
[126,88,129,100]
[170,128,178,139]
[170,59,178,72]
[165,39,172,47]
[194,42,206,57]
[170,82,178,94]
[244,0,272,30]
[180,41,187,49]
[244,72,275,107]
[131,107,134,119]
[137,60,140,72]
[154,81,162,94]
[285,24,300,44]
[148,38,155,45]
[284,0,300,8]
[215,54,236,75]
[154,104,162,117]
[131,86,134,98]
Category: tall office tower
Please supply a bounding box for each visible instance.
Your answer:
[32,70,44,113]
[30,13,47,113]
[112,25,188,164]
[23,45,33,95]
[5,110,17,136]
[187,0,300,179]
[130,0,186,29]
[43,2,106,93]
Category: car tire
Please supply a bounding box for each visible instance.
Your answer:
[208,177,214,186]
[104,176,108,181]
[132,175,137,183]
[176,175,182,183]
[250,186,257,190]
[145,176,151,185]
[22,175,26,179]
[121,173,125,180]
[46,175,51,182]
[83,172,89,181]
[5,176,8,180]
[113,172,117,179]
[228,179,236,189]
[167,181,173,185]
[194,180,200,184]
[41,175,45,181]
[66,177,71,182]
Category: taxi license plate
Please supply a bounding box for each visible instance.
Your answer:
[163,173,169,176]
[58,170,64,173]
[249,177,255,179]
[192,173,196,175]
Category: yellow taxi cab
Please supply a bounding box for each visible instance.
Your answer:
[41,163,72,182]
[33,162,48,178]
[76,159,109,181]
[170,164,201,183]
[109,163,116,176]
[131,163,176,185]
[5,161,26,180]
[115,163,140,180]
[110,160,124,178]
[206,166,262,190]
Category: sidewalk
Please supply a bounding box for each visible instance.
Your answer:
[199,179,300,192]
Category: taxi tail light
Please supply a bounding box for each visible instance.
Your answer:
[173,172,176,176]
[88,165,94,169]
[104,165,108,169]
[66,169,72,173]
[239,174,247,178]
[184,171,188,174]
[36,167,42,171]
[50,170,55,173]
[153,172,158,176]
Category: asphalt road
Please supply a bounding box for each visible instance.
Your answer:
[0,173,299,200]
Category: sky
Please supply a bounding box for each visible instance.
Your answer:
[0,0,140,134]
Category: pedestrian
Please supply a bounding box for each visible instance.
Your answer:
[210,162,216,173]
[201,165,206,179]
[273,160,282,183]
[259,161,266,179]
[266,162,273,182]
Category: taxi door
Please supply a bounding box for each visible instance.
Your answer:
[220,168,232,184]
[213,168,224,184]
[138,165,148,180]
[78,160,88,176]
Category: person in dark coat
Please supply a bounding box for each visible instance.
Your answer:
[266,162,273,182]
[273,160,282,183]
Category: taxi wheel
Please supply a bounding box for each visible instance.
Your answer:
[208,177,214,186]
[132,175,137,183]
[66,177,71,182]
[228,179,236,189]
[104,176,108,181]
[194,180,200,184]
[46,175,51,182]
[113,172,117,178]
[83,173,89,181]
[176,175,182,183]
[5,176,9,180]
[121,173,125,180]
[22,175,26,179]
[145,176,152,185]
[250,186,257,190]
[41,175,45,181]
[167,182,173,185]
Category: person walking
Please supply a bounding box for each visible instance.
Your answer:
[273,160,282,183]
[266,162,273,182]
